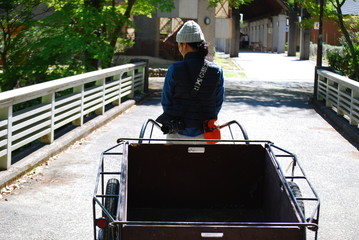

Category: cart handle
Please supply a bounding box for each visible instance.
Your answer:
[138,119,162,143]
[138,119,249,143]
[218,120,249,141]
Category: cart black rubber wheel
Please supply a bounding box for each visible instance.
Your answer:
[288,181,306,240]
[288,181,305,215]
[104,178,120,218]
[102,178,120,240]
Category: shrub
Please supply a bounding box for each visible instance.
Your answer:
[327,44,359,80]
[310,42,358,81]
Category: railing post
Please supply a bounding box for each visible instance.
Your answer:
[0,106,12,170]
[95,78,105,115]
[130,69,135,98]
[316,73,325,101]
[141,66,146,93]
[325,78,333,108]
[73,85,84,126]
[350,90,359,126]
[40,93,55,144]
[130,59,148,93]
[337,84,346,117]
[112,74,121,106]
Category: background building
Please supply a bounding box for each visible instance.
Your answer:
[128,0,356,60]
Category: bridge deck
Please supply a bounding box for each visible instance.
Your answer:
[0,52,358,240]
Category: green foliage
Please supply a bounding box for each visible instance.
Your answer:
[297,0,359,80]
[342,15,359,45]
[327,44,359,80]
[295,0,336,28]
[0,0,50,90]
[300,18,315,29]
[131,0,175,16]
[115,38,135,54]
[0,0,175,91]
[208,0,253,8]
[3,3,113,89]
[297,0,335,17]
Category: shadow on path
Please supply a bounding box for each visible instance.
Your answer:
[224,80,313,109]
[146,78,314,110]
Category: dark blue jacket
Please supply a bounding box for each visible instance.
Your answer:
[161,52,224,136]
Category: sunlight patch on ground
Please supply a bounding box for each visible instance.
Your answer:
[213,52,247,79]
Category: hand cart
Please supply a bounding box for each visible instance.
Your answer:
[92,120,320,240]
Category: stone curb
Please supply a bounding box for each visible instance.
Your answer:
[0,99,137,189]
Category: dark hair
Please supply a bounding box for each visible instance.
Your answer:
[188,41,209,58]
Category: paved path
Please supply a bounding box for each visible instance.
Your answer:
[0,52,358,240]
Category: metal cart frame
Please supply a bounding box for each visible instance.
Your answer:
[92,120,320,240]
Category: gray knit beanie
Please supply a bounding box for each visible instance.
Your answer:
[176,20,205,43]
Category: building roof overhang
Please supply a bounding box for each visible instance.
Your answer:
[239,0,288,21]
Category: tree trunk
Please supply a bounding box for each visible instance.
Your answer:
[287,9,298,56]
[299,8,311,60]
[230,8,240,58]
[124,0,136,18]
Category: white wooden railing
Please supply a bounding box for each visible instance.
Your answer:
[0,62,146,169]
[317,69,359,127]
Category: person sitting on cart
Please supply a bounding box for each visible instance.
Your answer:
[156,20,224,142]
